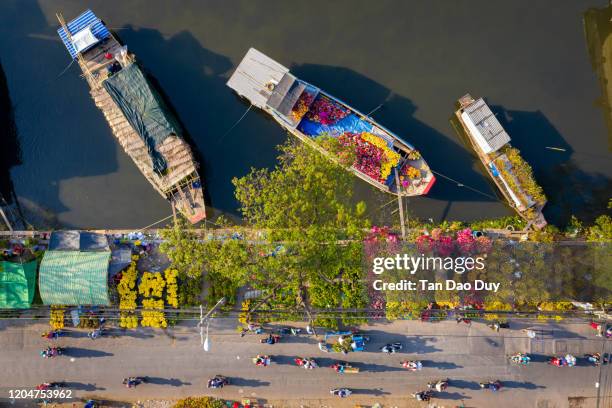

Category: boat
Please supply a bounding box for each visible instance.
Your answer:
[56,10,205,223]
[454,94,547,229]
[226,48,436,197]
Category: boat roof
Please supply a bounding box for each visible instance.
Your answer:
[267,73,307,116]
[227,48,290,109]
[57,9,111,59]
[462,98,510,154]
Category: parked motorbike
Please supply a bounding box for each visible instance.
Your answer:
[401,360,423,371]
[411,390,433,401]
[331,361,359,373]
[330,388,352,398]
[427,379,448,392]
[479,380,502,391]
[252,355,271,367]
[549,354,576,367]
[122,377,147,388]
[260,334,281,344]
[585,353,608,366]
[36,382,65,390]
[294,357,318,369]
[41,330,63,340]
[40,346,63,358]
[509,353,531,365]
[380,342,403,354]
[207,375,229,389]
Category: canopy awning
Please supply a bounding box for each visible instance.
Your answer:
[0,261,37,309]
[57,9,111,59]
[39,251,110,306]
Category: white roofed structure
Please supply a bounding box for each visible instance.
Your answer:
[460,97,510,154]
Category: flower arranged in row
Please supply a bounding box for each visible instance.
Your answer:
[139,272,166,298]
[306,95,350,125]
[50,306,65,330]
[141,298,167,328]
[164,268,179,309]
[416,228,493,256]
[118,261,138,311]
[337,132,400,183]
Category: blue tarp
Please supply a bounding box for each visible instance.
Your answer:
[298,114,372,138]
[103,63,183,174]
[57,9,111,59]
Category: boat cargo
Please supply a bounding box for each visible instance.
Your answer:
[227,48,435,197]
[56,10,205,223]
[455,94,547,229]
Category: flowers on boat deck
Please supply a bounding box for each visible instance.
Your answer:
[307,95,350,125]
[291,91,315,122]
[336,132,400,183]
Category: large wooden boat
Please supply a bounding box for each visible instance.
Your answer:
[227,48,436,197]
[454,94,547,229]
[56,10,205,223]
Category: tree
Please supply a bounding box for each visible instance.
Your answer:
[587,215,612,242]
[232,140,370,327]
[159,217,206,279]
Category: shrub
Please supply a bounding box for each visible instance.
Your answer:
[50,306,65,329]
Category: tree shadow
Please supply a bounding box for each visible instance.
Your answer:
[118,27,287,218]
[145,377,191,387]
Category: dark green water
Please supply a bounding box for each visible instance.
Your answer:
[1,0,610,228]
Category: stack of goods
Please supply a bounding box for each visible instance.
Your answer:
[306,96,350,125]
[337,132,400,183]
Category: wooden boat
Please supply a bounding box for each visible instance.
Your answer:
[56,10,205,223]
[227,48,435,197]
[454,94,547,229]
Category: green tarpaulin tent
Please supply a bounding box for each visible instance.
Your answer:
[0,260,37,309]
[39,251,110,305]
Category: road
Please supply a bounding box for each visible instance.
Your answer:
[0,318,610,408]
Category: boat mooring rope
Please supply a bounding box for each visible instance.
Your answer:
[430,169,499,201]
[218,104,253,144]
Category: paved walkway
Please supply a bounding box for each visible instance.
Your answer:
[0,318,608,407]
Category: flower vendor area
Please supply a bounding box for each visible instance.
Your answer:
[293,91,434,195]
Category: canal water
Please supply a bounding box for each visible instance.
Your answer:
[0,0,610,229]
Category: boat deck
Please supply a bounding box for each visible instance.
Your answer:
[69,27,205,222]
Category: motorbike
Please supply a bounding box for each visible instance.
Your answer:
[41,330,63,340]
[40,346,63,358]
[479,380,502,391]
[509,353,531,365]
[207,375,229,389]
[330,388,352,398]
[260,334,281,344]
[427,379,448,392]
[252,355,271,367]
[278,327,302,336]
[318,341,331,352]
[331,362,359,373]
[36,382,65,390]
[88,328,106,340]
[585,353,608,366]
[401,360,423,371]
[412,390,433,401]
[294,357,318,369]
[122,377,147,388]
[550,354,576,367]
[380,342,403,354]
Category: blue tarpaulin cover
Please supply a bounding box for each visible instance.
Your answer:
[298,114,372,138]
[103,63,183,174]
[57,9,111,59]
